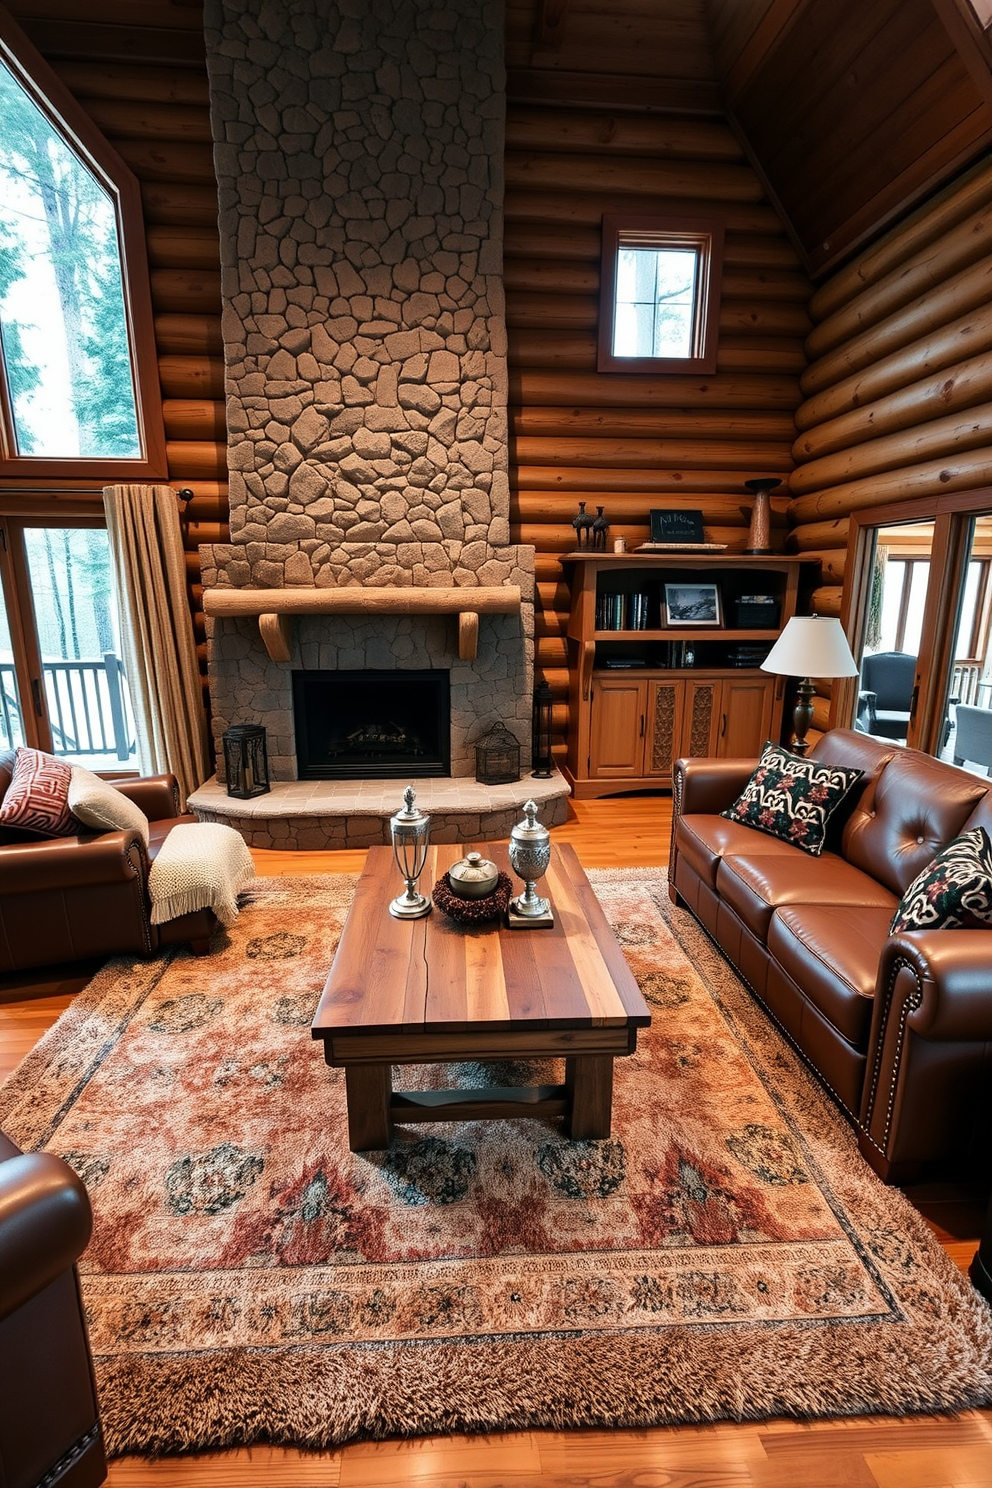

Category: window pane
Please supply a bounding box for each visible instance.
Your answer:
[0,598,25,750]
[613,246,697,358]
[0,58,140,459]
[22,527,136,766]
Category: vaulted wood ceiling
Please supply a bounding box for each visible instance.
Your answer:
[507,0,992,276]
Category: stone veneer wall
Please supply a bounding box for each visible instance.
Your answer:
[200,0,534,780]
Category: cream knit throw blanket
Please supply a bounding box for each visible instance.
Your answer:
[148,822,255,926]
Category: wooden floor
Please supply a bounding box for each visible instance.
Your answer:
[2,793,991,1487]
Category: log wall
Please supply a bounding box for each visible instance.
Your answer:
[504,103,812,745]
[8,1,224,700]
[788,156,992,733]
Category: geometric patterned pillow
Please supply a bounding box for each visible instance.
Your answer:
[0,746,81,837]
[889,826,992,933]
[720,741,863,858]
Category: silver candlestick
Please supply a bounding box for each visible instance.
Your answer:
[388,785,432,919]
[507,798,553,928]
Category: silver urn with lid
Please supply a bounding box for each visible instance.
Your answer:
[508,799,553,924]
[448,850,500,900]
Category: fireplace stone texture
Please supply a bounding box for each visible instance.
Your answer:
[201,0,535,782]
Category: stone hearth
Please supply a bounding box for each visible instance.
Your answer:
[188,772,569,850]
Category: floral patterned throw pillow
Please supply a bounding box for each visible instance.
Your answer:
[0,746,80,837]
[889,826,992,933]
[720,742,863,858]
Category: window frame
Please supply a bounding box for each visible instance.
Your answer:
[0,6,167,481]
[597,213,724,376]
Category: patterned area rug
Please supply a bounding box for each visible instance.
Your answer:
[2,869,990,1454]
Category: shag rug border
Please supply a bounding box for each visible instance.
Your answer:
[3,870,991,1456]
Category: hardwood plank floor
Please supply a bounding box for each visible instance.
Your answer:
[2,793,991,1487]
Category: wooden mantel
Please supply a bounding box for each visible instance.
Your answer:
[202,586,523,663]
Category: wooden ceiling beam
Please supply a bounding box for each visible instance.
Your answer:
[506,67,723,116]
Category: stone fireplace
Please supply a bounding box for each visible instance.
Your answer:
[190,0,567,845]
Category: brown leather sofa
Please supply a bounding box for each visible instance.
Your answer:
[0,757,215,972]
[0,1128,107,1488]
[670,729,992,1184]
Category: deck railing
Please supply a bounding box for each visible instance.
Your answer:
[0,653,134,761]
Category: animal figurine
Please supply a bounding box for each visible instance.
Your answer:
[572,501,594,548]
[591,506,609,550]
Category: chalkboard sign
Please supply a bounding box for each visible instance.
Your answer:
[650,509,705,543]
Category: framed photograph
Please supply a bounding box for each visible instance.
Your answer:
[663,582,722,627]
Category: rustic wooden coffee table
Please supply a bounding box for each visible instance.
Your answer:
[312,842,650,1151]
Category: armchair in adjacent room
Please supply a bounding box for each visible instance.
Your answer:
[857,651,918,740]
[0,1128,107,1488]
[953,703,992,774]
[0,758,216,972]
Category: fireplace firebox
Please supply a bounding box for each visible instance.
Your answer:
[293,670,450,779]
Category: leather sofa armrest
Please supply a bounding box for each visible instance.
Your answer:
[876,931,992,1041]
[672,756,757,817]
[0,1151,92,1322]
[0,830,147,893]
[112,774,182,821]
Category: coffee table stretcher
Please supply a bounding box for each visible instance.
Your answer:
[312,843,649,1150]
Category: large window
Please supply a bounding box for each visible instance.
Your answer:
[0,11,165,479]
[0,513,136,768]
[597,215,724,375]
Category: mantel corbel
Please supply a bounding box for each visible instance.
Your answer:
[202,585,523,664]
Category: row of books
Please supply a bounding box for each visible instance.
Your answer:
[596,593,651,630]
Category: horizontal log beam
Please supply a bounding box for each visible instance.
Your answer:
[141,181,224,228]
[503,220,802,270]
[203,587,522,617]
[514,466,794,494]
[512,436,793,469]
[505,108,742,159]
[800,256,992,398]
[806,203,992,360]
[809,158,992,323]
[150,268,222,314]
[80,98,212,144]
[155,313,223,355]
[504,189,783,235]
[512,407,797,441]
[790,448,992,523]
[158,354,226,399]
[51,59,210,107]
[512,492,785,524]
[509,369,802,409]
[114,139,216,185]
[789,403,992,496]
[507,329,806,374]
[809,586,842,618]
[163,400,226,441]
[147,225,221,269]
[795,302,992,432]
[167,440,226,479]
[786,517,850,552]
[513,522,758,551]
[504,154,765,201]
[792,349,992,463]
[506,294,811,337]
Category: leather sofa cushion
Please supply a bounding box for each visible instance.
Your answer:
[768,905,894,1048]
[810,728,896,856]
[842,750,987,896]
[675,813,793,889]
[716,851,897,941]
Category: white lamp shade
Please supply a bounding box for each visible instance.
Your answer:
[761,615,859,679]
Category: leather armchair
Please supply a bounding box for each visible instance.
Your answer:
[0,763,216,972]
[0,1129,107,1488]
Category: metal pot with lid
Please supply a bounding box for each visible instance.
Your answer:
[447,850,500,899]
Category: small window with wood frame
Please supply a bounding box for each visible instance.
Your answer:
[0,9,165,480]
[597,214,724,375]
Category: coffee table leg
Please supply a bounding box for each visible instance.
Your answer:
[344,1064,392,1151]
[565,1055,614,1139]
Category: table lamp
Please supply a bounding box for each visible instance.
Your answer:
[761,615,859,756]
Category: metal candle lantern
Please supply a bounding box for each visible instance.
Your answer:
[388,785,432,919]
[531,680,554,778]
[474,721,521,784]
[223,723,270,798]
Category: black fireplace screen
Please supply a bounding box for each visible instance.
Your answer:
[292,669,450,779]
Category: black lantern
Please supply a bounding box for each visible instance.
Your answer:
[531,680,554,778]
[474,720,521,785]
[223,723,270,798]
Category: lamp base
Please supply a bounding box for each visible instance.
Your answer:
[790,677,815,756]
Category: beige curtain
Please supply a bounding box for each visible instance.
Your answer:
[103,483,211,804]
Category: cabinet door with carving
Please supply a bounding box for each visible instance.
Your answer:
[718,675,776,758]
[681,677,721,760]
[589,678,646,777]
[644,679,685,778]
